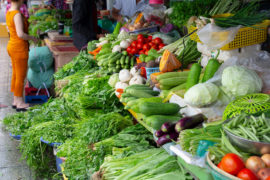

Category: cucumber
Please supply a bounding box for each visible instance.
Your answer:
[125,56,130,65]
[186,62,202,90]
[125,97,137,103]
[170,83,186,92]
[139,102,180,116]
[121,93,133,98]
[125,85,152,91]
[125,99,139,110]
[116,64,121,69]
[145,115,180,130]
[130,97,163,113]
[124,65,130,69]
[137,90,159,96]
[157,71,189,81]
[97,53,111,61]
[122,51,128,56]
[159,77,187,87]
[130,57,135,67]
[120,55,126,65]
[202,59,221,82]
[109,53,122,64]
[125,89,154,98]
[160,85,173,90]
[116,60,120,65]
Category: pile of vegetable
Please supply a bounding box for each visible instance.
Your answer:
[98,148,193,180]
[217,153,270,180]
[224,114,270,143]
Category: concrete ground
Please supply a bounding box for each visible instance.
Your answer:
[0,4,35,177]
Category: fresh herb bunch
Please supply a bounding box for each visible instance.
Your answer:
[214,0,268,28]
[74,112,132,144]
[54,51,98,80]
[20,120,75,178]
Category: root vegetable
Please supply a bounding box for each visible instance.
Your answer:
[246,156,266,173]
[262,154,270,168]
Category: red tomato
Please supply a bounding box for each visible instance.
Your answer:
[126,46,132,53]
[139,50,145,55]
[151,44,158,50]
[153,37,163,45]
[137,38,144,44]
[237,168,258,180]
[266,176,270,180]
[143,44,150,51]
[137,34,144,40]
[131,47,138,55]
[148,42,153,47]
[217,162,223,170]
[145,50,149,55]
[220,153,245,175]
[137,43,144,50]
[147,36,153,42]
[131,41,137,47]
[159,43,165,49]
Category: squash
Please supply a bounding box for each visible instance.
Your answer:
[159,50,181,72]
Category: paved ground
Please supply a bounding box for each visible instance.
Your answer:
[0,37,34,180]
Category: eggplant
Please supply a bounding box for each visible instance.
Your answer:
[157,135,172,146]
[155,130,165,137]
[175,114,206,133]
[161,122,175,133]
[169,131,179,141]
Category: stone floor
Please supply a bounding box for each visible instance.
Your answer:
[0,37,34,180]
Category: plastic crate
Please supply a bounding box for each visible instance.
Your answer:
[9,133,21,140]
[25,95,48,104]
[25,81,48,96]
[56,156,63,173]
[40,137,62,147]
[188,15,270,50]
[146,67,160,79]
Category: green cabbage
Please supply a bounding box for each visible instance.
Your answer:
[221,66,262,97]
[184,83,220,107]
[108,73,120,88]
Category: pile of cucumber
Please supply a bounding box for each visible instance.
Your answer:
[120,84,160,104]
[156,71,189,91]
[97,51,136,73]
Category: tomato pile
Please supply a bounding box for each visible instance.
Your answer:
[218,153,270,180]
[127,34,165,55]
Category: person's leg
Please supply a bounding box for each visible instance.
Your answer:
[7,48,17,107]
[13,51,29,109]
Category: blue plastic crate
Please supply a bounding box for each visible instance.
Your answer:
[25,95,48,104]
[9,133,22,140]
[40,137,62,147]
[145,67,160,79]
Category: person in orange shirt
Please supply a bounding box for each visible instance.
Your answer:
[6,0,37,111]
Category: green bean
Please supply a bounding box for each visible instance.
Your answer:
[263,135,270,143]
[239,125,259,142]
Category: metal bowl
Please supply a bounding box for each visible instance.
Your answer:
[223,119,270,155]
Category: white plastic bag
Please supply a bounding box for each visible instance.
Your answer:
[197,24,241,50]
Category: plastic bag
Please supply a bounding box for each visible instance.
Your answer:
[143,4,166,26]
[153,30,180,45]
[28,46,53,72]
[197,24,241,50]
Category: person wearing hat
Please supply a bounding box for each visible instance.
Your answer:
[112,0,147,21]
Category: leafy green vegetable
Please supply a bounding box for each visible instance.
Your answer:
[54,51,98,80]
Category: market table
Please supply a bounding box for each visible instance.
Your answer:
[44,32,79,72]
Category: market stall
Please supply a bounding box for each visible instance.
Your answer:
[3,0,270,179]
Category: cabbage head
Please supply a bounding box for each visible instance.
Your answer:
[108,73,120,88]
[221,66,262,97]
[184,83,220,107]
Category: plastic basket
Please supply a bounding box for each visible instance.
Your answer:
[40,137,62,147]
[9,133,22,140]
[146,67,160,79]
[25,95,48,104]
[56,156,63,173]
[188,15,270,50]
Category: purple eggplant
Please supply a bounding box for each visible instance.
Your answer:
[157,135,172,146]
[169,131,179,141]
[161,122,175,133]
[175,114,206,133]
[155,130,165,138]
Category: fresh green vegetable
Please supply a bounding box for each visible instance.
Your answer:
[145,115,180,130]
[221,66,262,98]
[159,77,188,87]
[202,51,221,82]
[184,83,220,107]
[125,89,154,98]
[139,102,180,116]
[157,71,189,81]
[224,114,270,143]
[185,58,202,90]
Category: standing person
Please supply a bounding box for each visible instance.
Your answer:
[6,0,38,111]
[72,0,98,50]
[112,0,147,21]
[6,0,29,18]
